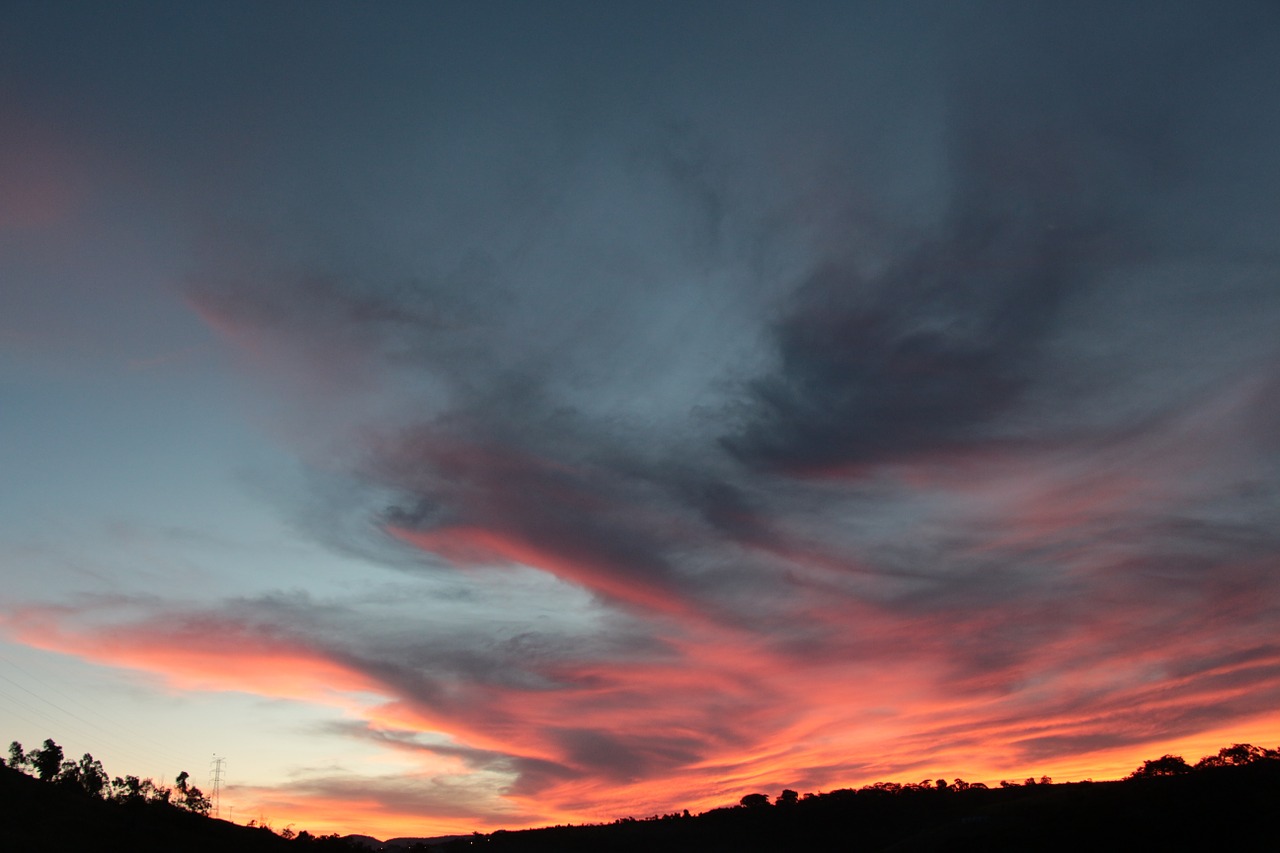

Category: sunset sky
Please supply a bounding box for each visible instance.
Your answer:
[3,0,1280,840]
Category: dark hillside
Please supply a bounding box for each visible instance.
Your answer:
[0,762,336,853]
[4,749,1278,851]
[882,760,1280,851]
[431,760,1280,853]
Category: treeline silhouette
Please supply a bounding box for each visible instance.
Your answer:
[8,738,212,813]
[4,736,1280,851]
[429,742,1280,853]
[2,737,362,852]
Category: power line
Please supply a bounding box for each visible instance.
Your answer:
[1,649,228,816]
[0,680,140,755]
[0,653,194,762]
[0,687,76,733]
[0,669,158,756]
[0,654,201,772]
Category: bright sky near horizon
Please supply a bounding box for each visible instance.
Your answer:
[3,0,1280,839]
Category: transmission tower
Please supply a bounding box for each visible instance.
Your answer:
[210,755,225,819]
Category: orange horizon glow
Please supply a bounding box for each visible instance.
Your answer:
[209,713,1280,840]
[5,598,1279,840]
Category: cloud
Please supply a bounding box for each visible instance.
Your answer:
[236,771,541,837]
[8,506,1280,817]
[721,239,1071,474]
[718,8,1203,476]
[168,103,1280,819]
[4,0,1280,838]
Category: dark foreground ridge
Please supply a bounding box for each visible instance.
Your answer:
[3,740,1279,851]
[0,760,355,852]
[432,759,1280,852]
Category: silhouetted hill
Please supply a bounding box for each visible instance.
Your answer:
[0,762,351,853]
[5,746,1279,851]
[430,759,1280,853]
[879,761,1280,851]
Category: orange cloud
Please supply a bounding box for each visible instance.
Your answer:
[5,553,1280,841]
[1,607,385,703]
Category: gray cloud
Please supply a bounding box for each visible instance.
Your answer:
[5,0,1280,830]
[177,0,1280,798]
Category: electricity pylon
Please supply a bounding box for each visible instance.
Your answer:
[209,755,225,819]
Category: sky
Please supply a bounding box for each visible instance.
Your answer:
[3,0,1280,839]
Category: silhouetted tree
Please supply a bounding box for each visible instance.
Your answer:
[1196,743,1269,768]
[149,777,172,804]
[8,740,26,771]
[31,738,64,781]
[1129,754,1192,778]
[739,793,770,808]
[113,774,144,802]
[111,774,169,804]
[777,788,799,806]
[1223,743,1268,764]
[174,770,212,815]
[76,753,109,797]
[56,756,81,788]
[864,781,902,794]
